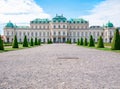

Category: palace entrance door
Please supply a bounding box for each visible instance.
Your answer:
[58,37,61,43]
[63,38,66,43]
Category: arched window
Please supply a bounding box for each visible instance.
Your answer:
[47,32,49,36]
[89,32,91,36]
[63,32,65,35]
[7,32,9,35]
[12,32,13,36]
[43,26,45,29]
[93,32,95,37]
[58,32,60,35]
[35,26,37,29]
[85,32,87,36]
[19,32,21,36]
[31,32,33,36]
[81,32,83,36]
[39,32,41,36]
[19,38,21,42]
[39,26,41,29]
[63,25,65,28]
[43,32,45,36]
[23,32,25,36]
[97,32,99,36]
[54,25,56,29]
[28,32,29,36]
[28,39,29,42]
[35,32,37,37]
[58,25,60,28]
[54,32,56,35]
[77,32,79,36]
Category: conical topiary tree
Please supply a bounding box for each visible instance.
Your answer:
[12,35,19,48]
[49,39,52,44]
[47,39,50,44]
[23,35,28,47]
[80,37,83,45]
[30,38,34,46]
[97,36,104,48]
[84,38,88,46]
[35,37,38,45]
[66,39,69,44]
[88,35,95,47]
[38,39,41,45]
[0,35,4,50]
[77,39,80,45]
[111,28,120,50]
[69,39,72,44]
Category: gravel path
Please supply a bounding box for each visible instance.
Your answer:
[0,44,120,89]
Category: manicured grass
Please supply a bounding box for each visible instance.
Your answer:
[96,47,120,53]
[0,44,41,53]
[104,43,111,46]
[77,43,120,53]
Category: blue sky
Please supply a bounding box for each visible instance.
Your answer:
[35,0,104,18]
[0,0,120,34]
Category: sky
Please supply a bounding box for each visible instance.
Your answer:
[0,0,120,34]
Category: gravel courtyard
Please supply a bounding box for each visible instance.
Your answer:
[0,44,120,89]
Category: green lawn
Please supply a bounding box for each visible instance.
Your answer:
[77,43,120,53]
[104,43,111,46]
[0,44,41,53]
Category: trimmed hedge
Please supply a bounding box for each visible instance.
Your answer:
[12,35,19,48]
[84,38,88,46]
[88,35,95,47]
[35,38,38,45]
[38,39,41,45]
[30,38,34,46]
[0,35,4,50]
[111,28,120,50]
[80,37,83,45]
[23,35,28,47]
[97,36,104,48]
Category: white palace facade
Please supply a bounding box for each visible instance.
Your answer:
[4,14,116,43]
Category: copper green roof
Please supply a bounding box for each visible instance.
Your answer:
[30,18,50,24]
[106,21,114,27]
[5,21,14,28]
[30,14,88,24]
[69,18,88,24]
[52,14,67,22]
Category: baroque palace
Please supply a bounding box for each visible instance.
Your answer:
[4,14,116,43]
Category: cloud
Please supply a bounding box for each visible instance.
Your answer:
[0,0,50,34]
[81,0,120,27]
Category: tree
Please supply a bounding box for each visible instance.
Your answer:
[0,35,4,50]
[38,39,41,45]
[49,39,52,44]
[77,39,80,45]
[12,35,19,48]
[23,35,28,47]
[47,39,50,44]
[66,39,71,44]
[69,39,72,44]
[35,37,38,45]
[111,28,120,50]
[97,36,104,48]
[80,37,83,45]
[88,35,95,47]
[30,38,34,46]
[84,38,88,46]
